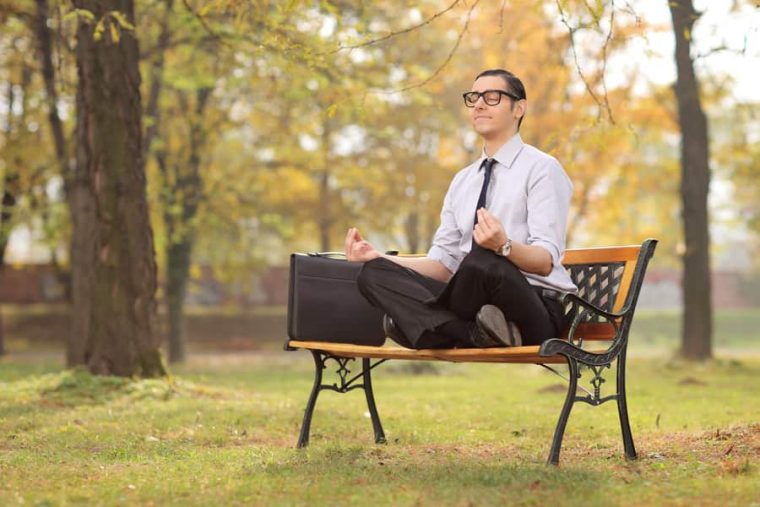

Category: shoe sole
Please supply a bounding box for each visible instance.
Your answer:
[476,305,520,347]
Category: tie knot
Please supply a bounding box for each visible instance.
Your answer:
[482,158,496,174]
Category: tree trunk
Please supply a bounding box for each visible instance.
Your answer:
[142,0,173,162]
[161,87,210,363]
[166,239,192,362]
[69,0,165,376]
[0,181,17,356]
[668,0,712,360]
[0,40,24,356]
[318,116,332,252]
[405,211,419,253]
[35,0,68,171]
[34,0,73,302]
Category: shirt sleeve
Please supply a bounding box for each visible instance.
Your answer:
[427,181,464,273]
[525,159,573,266]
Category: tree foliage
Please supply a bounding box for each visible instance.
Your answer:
[0,0,756,364]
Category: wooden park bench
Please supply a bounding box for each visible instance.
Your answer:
[285,239,657,465]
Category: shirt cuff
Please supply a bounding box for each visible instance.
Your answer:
[427,245,461,274]
[527,239,561,265]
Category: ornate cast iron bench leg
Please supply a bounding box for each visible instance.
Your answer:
[543,348,636,465]
[616,349,637,460]
[296,351,387,448]
[297,351,325,448]
[363,358,387,444]
[547,356,579,465]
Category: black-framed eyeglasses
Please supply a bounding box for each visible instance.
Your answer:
[462,89,522,107]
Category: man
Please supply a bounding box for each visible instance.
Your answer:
[344,69,576,348]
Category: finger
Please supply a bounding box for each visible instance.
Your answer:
[344,228,355,253]
[477,211,494,236]
[472,227,482,245]
[482,210,505,241]
[354,229,363,242]
[480,209,498,229]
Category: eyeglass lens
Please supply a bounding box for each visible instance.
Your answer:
[464,90,509,107]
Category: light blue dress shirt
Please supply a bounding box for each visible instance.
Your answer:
[428,134,577,292]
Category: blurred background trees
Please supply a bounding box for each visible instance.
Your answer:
[0,0,757,371]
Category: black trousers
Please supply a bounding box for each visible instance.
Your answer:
[356,246,565,348]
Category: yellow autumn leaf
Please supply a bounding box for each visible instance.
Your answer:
[93,17,105,41]
[110,22,120,44]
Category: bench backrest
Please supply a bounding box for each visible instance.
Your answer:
[560,239,657,341]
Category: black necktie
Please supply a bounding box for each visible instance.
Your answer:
[474,158,496,226]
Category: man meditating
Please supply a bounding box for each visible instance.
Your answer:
[344,69,576,348]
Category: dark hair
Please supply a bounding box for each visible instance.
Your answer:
[475,69,526,129]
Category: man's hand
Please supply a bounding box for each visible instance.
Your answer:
[344,227,382,262]
[473,208,508,252]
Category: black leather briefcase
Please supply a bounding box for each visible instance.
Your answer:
[286,253,386,345]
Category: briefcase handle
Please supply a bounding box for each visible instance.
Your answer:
[305,250,399,259]
[306,251,346,259]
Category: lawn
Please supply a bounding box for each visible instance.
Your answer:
[4,307,760,354]
[1,351,759,506]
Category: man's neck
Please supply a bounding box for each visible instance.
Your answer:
[483,129,518,157]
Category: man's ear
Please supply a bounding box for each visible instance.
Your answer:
[515,100,527,121]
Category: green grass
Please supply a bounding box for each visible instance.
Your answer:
[4,306,760,354]
[630,309,760,351]
[1,353,759,506]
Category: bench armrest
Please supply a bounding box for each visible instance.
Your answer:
[561,292,628,345]
[538,337,622,366]
[539,292,631,365]
[560,292,628,320]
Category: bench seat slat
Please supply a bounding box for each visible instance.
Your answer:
[287,340,607,364]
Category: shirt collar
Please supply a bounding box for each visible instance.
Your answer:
[478,133,524,170]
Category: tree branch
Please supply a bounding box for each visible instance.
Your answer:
[374,0,480,95]
[180,0,232,48]
[555,0,616,124]
[328,0,462,53]
[694,39,748,60]
[497,0,508,34]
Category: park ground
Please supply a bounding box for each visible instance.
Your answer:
[1,309,759,506]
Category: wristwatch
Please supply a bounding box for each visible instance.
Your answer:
[498,238,512,257]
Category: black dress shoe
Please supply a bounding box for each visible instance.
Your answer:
[383,314,411,347]
[473,305,522,347]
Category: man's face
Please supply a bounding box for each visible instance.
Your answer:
[468,76,524,138]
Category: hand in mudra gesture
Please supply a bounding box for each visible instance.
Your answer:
[473,208,509,252]
[344,227,381,262]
